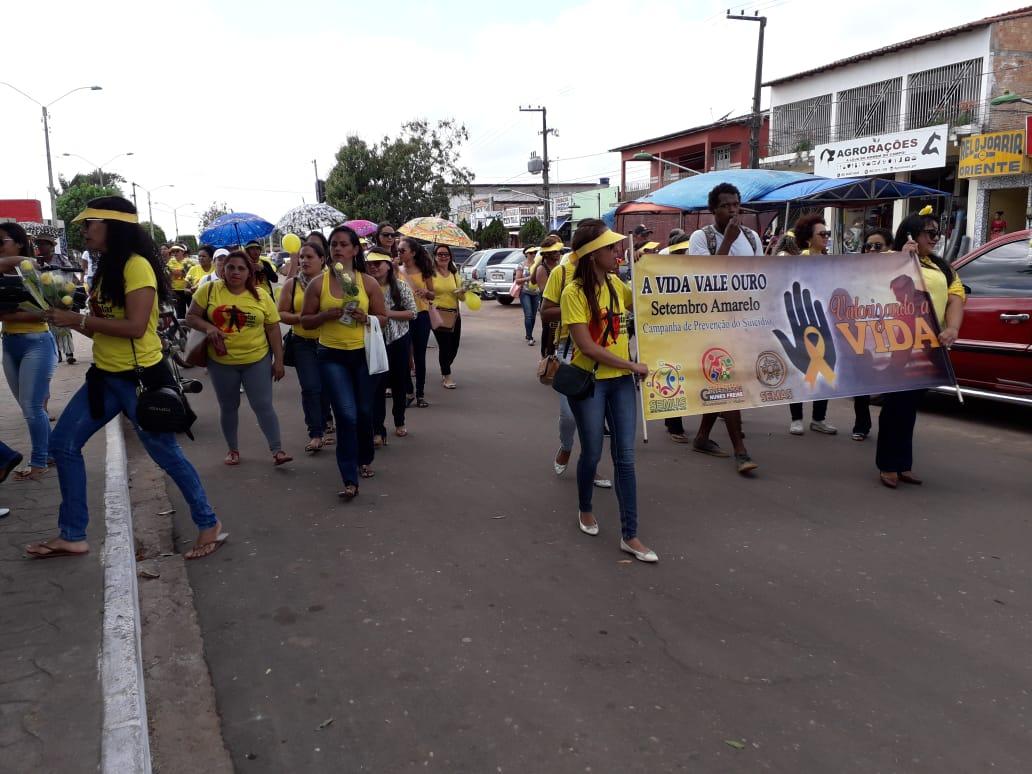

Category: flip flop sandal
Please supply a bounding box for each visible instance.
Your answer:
[273,452,294,466]
[184,532,229,561]
[360,465,375,479]
[692,439,731,458]
[14,466,49,481]
[305,440,323,454]
[339,482,359,500]
[25,541,90,560]
[395,427,408,437]
[224,450,240,466]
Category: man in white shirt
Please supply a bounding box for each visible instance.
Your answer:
[667,182,759,474]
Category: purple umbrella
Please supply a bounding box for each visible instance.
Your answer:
[343,219,378,237]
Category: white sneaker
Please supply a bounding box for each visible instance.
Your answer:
[789,420,804,435]
[810,420,838,435]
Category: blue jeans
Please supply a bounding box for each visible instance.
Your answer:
[520,292,540,340]
[2,332,57,468]
[318,346,374,485]
[291,336,326,439]
[49,376,217,542]
[568,375,639,540]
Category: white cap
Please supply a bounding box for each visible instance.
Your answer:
[213,248,230,259]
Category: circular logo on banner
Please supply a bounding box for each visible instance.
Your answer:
[648,361,685,400]
[701,347,735,384]
[755,350,787,388]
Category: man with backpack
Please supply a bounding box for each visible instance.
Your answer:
[666,182,759,475]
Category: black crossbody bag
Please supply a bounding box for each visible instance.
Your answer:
[551,285,616,401]
[131,340,197,439]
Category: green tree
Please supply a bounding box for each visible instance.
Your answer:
[326,119,473,225]
[458,218,474,239]
[55,180,124,251]
[480,218,508,249]
[59,172,126,195]
[198,201,230,232]
[177,235,199,253]
[518,218,546,247]
[139,222,168,245]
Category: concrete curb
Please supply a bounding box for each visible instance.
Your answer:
[100,419,152,774]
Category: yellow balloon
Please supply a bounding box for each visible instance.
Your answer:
[282,233,302,253]
[463,292,482,311]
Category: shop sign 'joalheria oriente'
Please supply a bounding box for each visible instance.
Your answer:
[959,130,1032,177]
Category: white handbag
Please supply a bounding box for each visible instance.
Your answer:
[364,316,389,375]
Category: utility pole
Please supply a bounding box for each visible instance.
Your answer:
[131,182,138,210]
[520,106,557,229]
[727,10,767,169]
[41,106,58,224]
[147,190,155,240]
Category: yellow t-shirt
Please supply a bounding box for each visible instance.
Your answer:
[185,264,213,289]
[403,269,431,313]
[193,281,280,365]
[287,276,320,340]
[431,270,460,310]
[560,277,633,380]
[542,262,575,343]
[920,257,966,327]
[166,257,190,290]
[317,271,369,351]
[90,254,162,372]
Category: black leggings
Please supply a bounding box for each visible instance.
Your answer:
[876,389,925,473]
[374,334,411,433]
[432,314,461,376]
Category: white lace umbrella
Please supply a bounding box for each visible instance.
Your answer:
[276,203,347,235]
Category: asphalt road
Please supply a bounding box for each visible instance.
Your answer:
[171,299,1032,773]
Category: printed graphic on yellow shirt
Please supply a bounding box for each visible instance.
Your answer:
[211,303,256,334]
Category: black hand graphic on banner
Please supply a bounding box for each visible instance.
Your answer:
[773,281,836,378]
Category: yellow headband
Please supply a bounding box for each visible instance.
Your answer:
[365,254,393,263]
[538,242,563,254]
[524,246,539,254]
[667,240,692,253]
[72,207,140,224]
[642,241,659,251]
[785,230,795,239]
[568,229,626,263]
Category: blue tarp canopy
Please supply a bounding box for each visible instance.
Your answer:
[751,176,950,209]
[629,168,950,213]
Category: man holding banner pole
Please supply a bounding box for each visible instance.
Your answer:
[662,183,760,475]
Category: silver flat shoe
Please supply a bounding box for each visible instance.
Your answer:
[578,514,599,536]
[593,478,612,488]
[554,450,569,476]
[620,539,658,563]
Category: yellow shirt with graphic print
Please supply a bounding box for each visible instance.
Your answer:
[193,280,280,365]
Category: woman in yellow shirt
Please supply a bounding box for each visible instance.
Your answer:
[187,252,290,467]
[398,237,435,407]
[278,241,331,453]
[559,219,657,563]
[877,211,965,488]
[28,196,225,561]
[0,222,56,479]
[301,225,387,500]
[429,244,465,389]
[166,243,192,318]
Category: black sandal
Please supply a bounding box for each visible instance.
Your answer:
[416,397,429,408]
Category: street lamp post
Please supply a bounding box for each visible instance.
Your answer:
[0,82,102,222]
[133,183,175,240]
[156,201,195,242]
[61,151,134,187]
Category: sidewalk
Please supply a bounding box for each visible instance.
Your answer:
[0,337,105,774]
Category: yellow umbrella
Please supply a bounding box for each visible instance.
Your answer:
[398,216,475,249]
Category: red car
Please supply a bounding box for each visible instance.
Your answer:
[947,230,1032,405]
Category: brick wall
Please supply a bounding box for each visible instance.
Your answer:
[989,16,1032,132]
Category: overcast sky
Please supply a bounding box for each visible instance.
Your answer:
[3,0,1021,238]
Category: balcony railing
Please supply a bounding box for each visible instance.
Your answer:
[905,58,983,130]
[769,93,833,156]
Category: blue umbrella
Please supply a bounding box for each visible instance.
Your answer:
[200,212,275,247]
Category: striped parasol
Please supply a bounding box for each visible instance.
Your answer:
[398,216,475,249]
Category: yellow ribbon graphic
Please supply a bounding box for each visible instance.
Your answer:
[803,326,836,387]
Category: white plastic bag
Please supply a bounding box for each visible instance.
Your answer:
[364,316,389,375]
